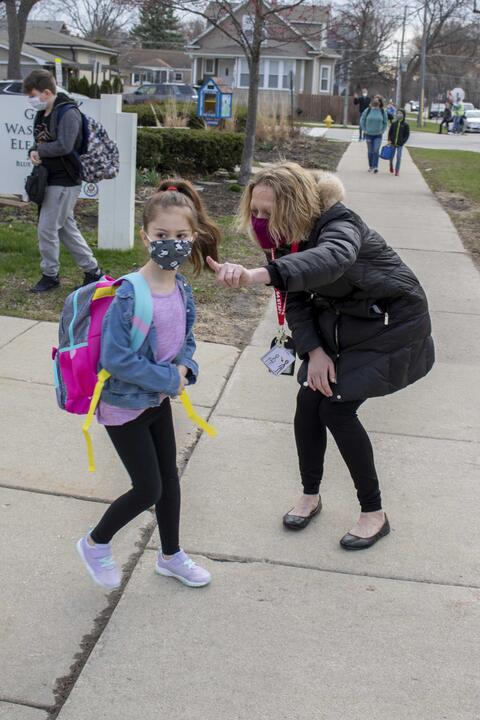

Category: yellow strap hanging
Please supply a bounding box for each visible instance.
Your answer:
[179,390,217,438]
[81,375,216,473]
[82,368,111,473]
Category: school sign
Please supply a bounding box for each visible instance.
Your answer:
[0,95,137,250]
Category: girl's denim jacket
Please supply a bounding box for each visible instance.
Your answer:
[99,274,198,409]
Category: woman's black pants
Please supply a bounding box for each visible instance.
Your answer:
[294,387,382,512]
[90,401,180,555]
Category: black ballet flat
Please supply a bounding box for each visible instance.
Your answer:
[339,514,390,550]
[283,498,322,531]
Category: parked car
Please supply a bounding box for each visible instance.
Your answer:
[464,109,480,133]
[0,80,24,94]
[462,102,475,113]
[123,83,198,105]
[429,103,444,119]
[409,100,419,112]
[0,79,89,103]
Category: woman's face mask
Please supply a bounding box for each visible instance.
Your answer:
[251,215,287,250]
[145,234,193,270]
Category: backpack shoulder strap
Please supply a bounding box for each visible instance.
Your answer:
[119,272,153,352]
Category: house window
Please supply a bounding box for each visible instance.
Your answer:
[268,60,279,89]
[320,65,330,92]
[175,72,183,81]
[132,72,141,85]
[205,58,215,74]
[225,67,229,77]
[239,58,249,87]
[242,14,254,34]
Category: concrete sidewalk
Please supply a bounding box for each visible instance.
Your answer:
[2,142,480,719]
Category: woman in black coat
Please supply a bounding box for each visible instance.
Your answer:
[207,162,434,549]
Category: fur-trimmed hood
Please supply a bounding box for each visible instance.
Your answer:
[313,171,346,213]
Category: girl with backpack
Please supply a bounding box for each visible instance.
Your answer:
[76,181,220,590]
[387,109,410,176]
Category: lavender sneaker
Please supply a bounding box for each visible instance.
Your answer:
[76,534,121,590]
[155,549,211,587]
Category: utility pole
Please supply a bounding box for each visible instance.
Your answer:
[342,57,351,127]
[417,1,428,127]
[395,4,408,107]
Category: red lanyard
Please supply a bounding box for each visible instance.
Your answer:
[271,243,298,327]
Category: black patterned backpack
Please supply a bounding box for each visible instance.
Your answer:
[56,103,120,183]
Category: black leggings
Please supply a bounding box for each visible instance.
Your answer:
[294,387,381,512]
[90,400,180,555]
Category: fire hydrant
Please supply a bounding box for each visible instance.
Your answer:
[323,114,334,128]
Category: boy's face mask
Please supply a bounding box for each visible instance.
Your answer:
[145,234,193,270]
[28,94,48,111]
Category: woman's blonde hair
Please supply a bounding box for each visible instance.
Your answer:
[237,162,345,246]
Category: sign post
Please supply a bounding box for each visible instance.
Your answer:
[54,57,63,87]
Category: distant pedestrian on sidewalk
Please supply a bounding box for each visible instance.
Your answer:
[386,99,396,124]
[387,108,410,176]
[353,88,370,140]
[438,101,452,134]
[452,100,465,134]
[76,182,219,590]
[23,70,103,294]
[207,162,434,549]
[360,98,387,173]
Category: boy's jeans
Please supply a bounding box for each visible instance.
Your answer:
[365,134,382,169]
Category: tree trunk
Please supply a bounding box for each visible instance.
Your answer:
[239,51,260,185]
[238,9,264,185]
[6,0,37,79]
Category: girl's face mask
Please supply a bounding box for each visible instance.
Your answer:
[145,234,193,270]
[251,215,287,250]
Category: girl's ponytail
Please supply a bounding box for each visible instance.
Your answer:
[157,179,220,274]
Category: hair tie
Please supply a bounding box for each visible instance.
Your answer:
[166,185,178,191]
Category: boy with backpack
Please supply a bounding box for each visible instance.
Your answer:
[23,70,103,293]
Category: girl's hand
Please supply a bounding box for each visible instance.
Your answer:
[206,257,270,288]
[307,347,336,396]
[176,365,189,395]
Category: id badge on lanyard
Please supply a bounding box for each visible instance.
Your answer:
[260,243,299,377]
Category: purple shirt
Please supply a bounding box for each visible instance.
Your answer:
[97,285,186,426]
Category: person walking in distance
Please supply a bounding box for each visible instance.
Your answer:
[353,88,370,140]
[438,101,452,134]
[388,109,410,176]
[360,98,387,174]
[23,69,103,293]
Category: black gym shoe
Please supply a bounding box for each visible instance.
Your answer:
[82,267,104,287]
[30,274,60,293]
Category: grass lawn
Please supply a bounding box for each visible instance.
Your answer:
[410,148,480,261]
[0,214,268,347]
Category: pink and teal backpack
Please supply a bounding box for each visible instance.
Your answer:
[52,272,152,471]
[53,272,217,472]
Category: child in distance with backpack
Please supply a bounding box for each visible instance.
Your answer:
[387,108,410,177]
[23,69,104,293]
[76,181,220,590]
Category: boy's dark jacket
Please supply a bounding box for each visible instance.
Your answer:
[388,119,410,146]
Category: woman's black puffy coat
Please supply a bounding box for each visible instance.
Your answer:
[267,202,435,402]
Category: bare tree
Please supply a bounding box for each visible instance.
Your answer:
[51,0,135,44]
[402,0,475,101]
[2,0,43,78]
[144,0,323,184]
[331,0,399,94]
